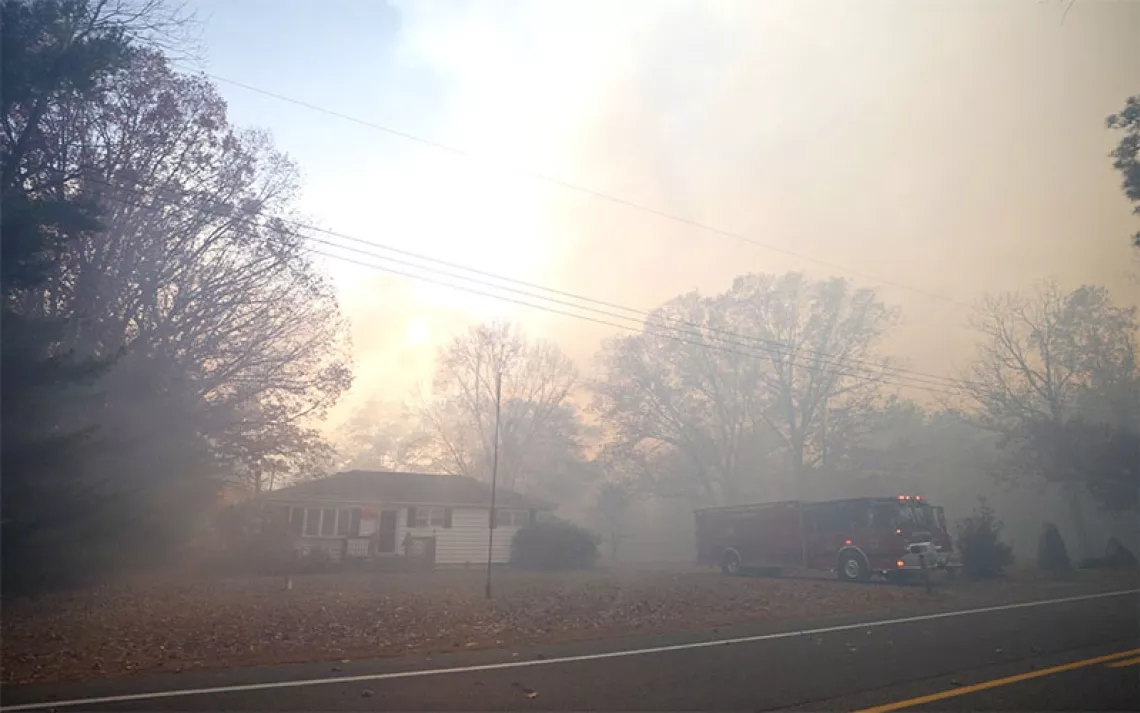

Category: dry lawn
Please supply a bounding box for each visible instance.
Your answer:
[2,567,939,685]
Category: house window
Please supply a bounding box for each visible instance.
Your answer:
[296,508,356,538]
[302,508,320,536]
[409,507,449,528]
[320,508,336,536]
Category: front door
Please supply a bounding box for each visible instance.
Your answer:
[377,510,399,553]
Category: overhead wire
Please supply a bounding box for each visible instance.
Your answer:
[305,246,961,398]
[180,67,972,310]
[305,235,960,393]
[86,179,966,398]
[86,175,968,393]
[92,181,1140,421]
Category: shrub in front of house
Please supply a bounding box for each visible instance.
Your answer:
[211,502,298,575]
[510,519,600,571]
[955,498,1013,580]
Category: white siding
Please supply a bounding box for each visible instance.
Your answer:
[271,501,535,567]
[400,506,524,565]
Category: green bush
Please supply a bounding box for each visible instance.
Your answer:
[510,519,600,571]
[955,499,1014,579]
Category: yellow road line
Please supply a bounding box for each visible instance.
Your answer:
[1106,655,1140,668]
[854,648,1140,713]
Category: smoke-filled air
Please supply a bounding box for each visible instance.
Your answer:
[2,1,1138,707]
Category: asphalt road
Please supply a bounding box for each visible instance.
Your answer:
[3,587,1137,712]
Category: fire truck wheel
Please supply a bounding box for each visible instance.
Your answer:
[720,549,742,576]
[838,551,870,582]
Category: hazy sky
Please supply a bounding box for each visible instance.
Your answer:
[185,0,1140,424]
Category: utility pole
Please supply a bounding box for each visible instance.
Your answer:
[484,370,502,600]
[820,400,828,470]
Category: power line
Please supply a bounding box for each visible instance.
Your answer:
[308,234,960,393]
[99,182,1136,419]
[87,176,967,391]
[306,246,961,398]
[303,220,967,389]
[98,179,965,395]
[90,187,960,396]
[89,178,966,394]
[183,67,972,309]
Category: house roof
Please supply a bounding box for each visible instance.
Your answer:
[264,470,553,510]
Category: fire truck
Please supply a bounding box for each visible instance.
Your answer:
[694,495,961,582]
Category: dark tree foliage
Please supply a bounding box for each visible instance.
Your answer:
[2,0,133,283]
[1,1,350,591]
[1106,95,1140,247]
[962,281,1138,556]
[1,0,136,589]
[1019,417,1140,513]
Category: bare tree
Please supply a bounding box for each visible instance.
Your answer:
[335,398,437,473]
[962,279,1139,552]
[422,322,585,496]
[723,273,898,481]
[593,292,775,504]
[594,272,897,505]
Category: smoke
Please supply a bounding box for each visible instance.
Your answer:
[317,2,1136,424]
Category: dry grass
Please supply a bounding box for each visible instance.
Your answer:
[3,567,933,685]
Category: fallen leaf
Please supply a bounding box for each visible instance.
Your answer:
[0,569,944,686]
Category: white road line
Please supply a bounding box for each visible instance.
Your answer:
[2,588,1136,712]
